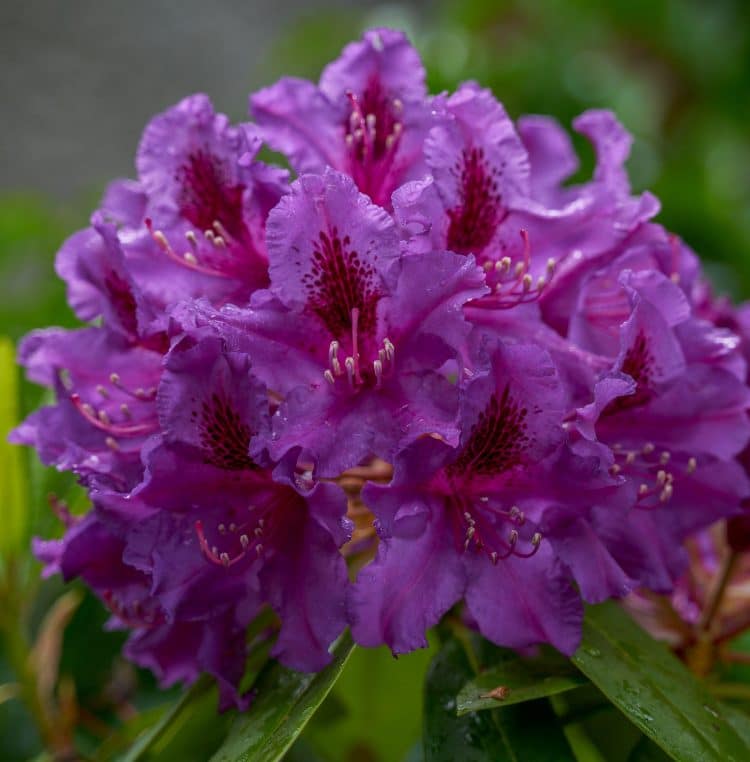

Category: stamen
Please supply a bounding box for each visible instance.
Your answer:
[687,456,697,474]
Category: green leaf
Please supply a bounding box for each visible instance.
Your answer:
[572,602,749,762]
[119,676,215,762]
[301,638,436,762]
[457,645,588,714]
[423,637,575,762]
[0,337,29,562]
[210,631,355,762]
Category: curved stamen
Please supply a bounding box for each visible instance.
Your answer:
[71,393,156,437]
[145,218,233,279]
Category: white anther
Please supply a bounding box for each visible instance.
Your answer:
[153,230,169,248]
[466,525,476,540]
[514,261,526,276]
[687,456,697,474]
[490,551,498,565]
[345,357,356,385]
[96,384,109,398]
[229,523,236,532]
[218,523,226,534]
[366,113,376,130]
[184,252,198,265]
[81,402,95,416]
[522,274,533,291]
[256,544,264,556]
[508,529,519,546]
[120,403,131,418]
[392,98,403,111]
[484,261,494,272]
[660,484,674,502]
[660,451,671,465]
[546,257,556,275]
[373,359,383,385]
[220,552,230,568]
[499,256,511,272]
[639,483,649,495]
[329,340,340,364]
[536,276,546,290]
[385,134,395,150]
[625,451,637,465]
[254,526,263,537]
[656,470,667,486]
[204,229,215,242]
[324,369,335,385]
[642,442,655,454]
[213,236,226,249]
[610,464,621,475]
[383,338,395,362]
[240,534,249,549]
[463,512,475,524]
[105,436,120,451]
[345,134,354,147]
[97,409,110,424]
[109,372,120,384]
[531,532,542,546]
[392,122,403,135]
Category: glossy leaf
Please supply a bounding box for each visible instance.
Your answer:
[120,676,215,762]
[572,602,749,762]
[210,631,355,762]
[423,637,575,762]
[302,639,436,761]
[457,645,587,714]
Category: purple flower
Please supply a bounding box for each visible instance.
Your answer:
[104,94,288,314]
[394,90,658,309]
[12,326,162,490]
[16,27,750,702]
[251,29,434,207]
[195,168,487,476]
[133,334,352,672]
[349,340,587,655]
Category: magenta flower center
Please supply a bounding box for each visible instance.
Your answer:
[446,146,506,256]
[193,393,257,471]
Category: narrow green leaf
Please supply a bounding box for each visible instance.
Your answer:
[457,645,587,714]
[424,638,575,762]
[119,676,214,762]
[302,638,436,761]
[210,631,355,762]
[572,601,749,762]
[0,337,29,560]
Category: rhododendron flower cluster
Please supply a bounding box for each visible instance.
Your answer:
[14,29,750,708]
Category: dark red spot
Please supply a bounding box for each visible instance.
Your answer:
[198,393,256,471]
[104,270,138,337]
[345,77,398,163]
[177,151,246,240]
[449,385,530,477]
[302,228,380,339]
[446,146,506,255]
[604,331,655,415]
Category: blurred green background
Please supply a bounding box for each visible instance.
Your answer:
[2,1,750,759]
